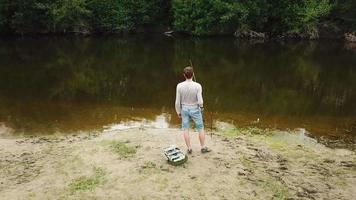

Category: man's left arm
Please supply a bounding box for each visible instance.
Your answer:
[197,84,203,110]
[175,85,181,117]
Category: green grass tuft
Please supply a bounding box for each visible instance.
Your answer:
[108,141,138,158]
[239,155,254,169]
[265,136,288,150]
[261,179,291,200]
[221,128,240,137]
[100,140,139,158]
[69,167,106,192]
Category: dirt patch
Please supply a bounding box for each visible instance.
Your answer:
[0,128,355,199]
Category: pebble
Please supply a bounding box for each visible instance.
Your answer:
[238,172,246,176]
[340,161,354,168]
[323,159,335,163]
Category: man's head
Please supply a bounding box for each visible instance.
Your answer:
[183,66,194,79]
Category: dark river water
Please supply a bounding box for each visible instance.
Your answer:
[0,36,355,145]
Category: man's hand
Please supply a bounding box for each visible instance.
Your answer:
[178,113,181,118]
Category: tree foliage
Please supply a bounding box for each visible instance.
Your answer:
[172,0,248,35]
[1,0,166,34]
[0,0,354,35]
[172,0,333,35]
[87,0,166,34]
[332,0,356,30]
[0,0,4,31]
[267,0,332,34]
[7,0,53,33]
[52,0,91,33]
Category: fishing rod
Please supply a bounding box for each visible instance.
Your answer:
[189,59,197,82]
[189,59,214,138]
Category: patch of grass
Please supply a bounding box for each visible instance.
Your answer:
[261,179,291,200]
[330,168,348,186]
[139,161,161,175]
[265,137,288,150]
[102,140,138,158]
[245,127,265,135]
[69,167,106,192]
[239,155,254,169]
[142,161,157,169]
[263,135,318,161]
[221,128,240,137]
[219,126,268,138]
[27,192,36,198]
[254,132,295,151]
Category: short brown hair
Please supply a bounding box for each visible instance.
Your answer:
[183,66,194,79]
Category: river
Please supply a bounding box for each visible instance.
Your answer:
[0,36,355,147]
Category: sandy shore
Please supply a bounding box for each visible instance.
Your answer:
[0,127,355,200]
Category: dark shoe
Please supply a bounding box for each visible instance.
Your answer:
[187,149,193,154]
[201,147,211,153]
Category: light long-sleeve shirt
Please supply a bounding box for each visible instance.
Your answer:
[175,79,203,114]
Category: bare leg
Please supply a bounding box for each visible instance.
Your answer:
[183,129,192,150]
[198,129,205,149]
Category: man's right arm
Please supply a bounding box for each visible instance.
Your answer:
[175,84,181,115]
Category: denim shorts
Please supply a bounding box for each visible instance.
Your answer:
[181,106,204,131]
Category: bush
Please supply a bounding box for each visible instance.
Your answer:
[7,0,91,34]
[87,0,133,33]
[172,0,248,35]
[0,0,4,33]
[0,0,352,35]
[51,0,91,33]
[8,0,55,33]
[88,0,167,34]
[171,0,332,36]
[4,0,166,34]
[267,0,332,34]
[243,0,269,31]
[332,0,356,30]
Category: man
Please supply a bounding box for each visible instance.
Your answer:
[175,66,211,154]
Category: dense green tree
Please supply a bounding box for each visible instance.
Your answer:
[51,0,91,33]
[172,0,248,35]
[0,0,354,36]
[7,0,54,33]
[332,0,356,30]
[243,0,269,31]
[171,0,333,36]
[87,0,167,34]
[6,0,91,33]
[0,0,4,32]
[267,0,332,35]
[87,0,129,33]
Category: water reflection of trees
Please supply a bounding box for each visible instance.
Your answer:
[0,37,177,107]
[171,39,356,117]
[0,37,355,122]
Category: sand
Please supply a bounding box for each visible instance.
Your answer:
[0,127,355,200]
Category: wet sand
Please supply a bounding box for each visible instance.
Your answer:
[0,127,355,200]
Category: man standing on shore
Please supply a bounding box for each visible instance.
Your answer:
[175,66,211,154]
